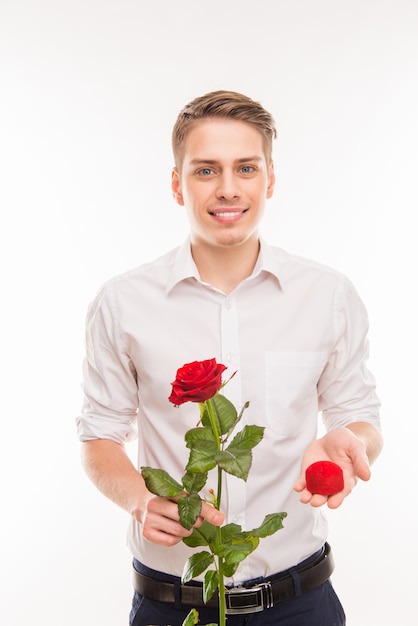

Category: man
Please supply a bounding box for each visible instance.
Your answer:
[77,90,383,625]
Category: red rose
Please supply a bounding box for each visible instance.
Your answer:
[305,461,344,496]
[169,358,227,406]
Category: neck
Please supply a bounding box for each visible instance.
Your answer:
[191,238,260,294]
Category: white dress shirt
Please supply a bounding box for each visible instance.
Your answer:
[77,238,380,584]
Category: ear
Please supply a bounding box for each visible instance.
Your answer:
[171,168,185,206]
[266,161,275,199]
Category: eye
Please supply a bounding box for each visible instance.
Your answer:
[197,168,214,176]
[240,165,255,174]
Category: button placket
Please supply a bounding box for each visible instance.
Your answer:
[220,295,247,576]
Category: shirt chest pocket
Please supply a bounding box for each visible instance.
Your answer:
[265,351,328,437]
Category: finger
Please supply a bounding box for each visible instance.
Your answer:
[293,475,306,493]
[142,505,194,545]
[148,496,181,520]
[300,489,328,507]
[200,501,224,526]
[142,515,192,543]
[326,491,346,509]
[142,521,191,546]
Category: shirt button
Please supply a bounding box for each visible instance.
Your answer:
[225,301,231,309]
[226,354,232,362]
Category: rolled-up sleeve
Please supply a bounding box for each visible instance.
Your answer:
[318,276,381,431]
[76,283,138,444]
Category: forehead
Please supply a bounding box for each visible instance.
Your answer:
[182,118,266,163]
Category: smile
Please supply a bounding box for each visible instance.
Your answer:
[209,209,248,218]
[215,211,243,217]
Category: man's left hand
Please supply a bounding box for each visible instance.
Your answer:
[293,427,371,509]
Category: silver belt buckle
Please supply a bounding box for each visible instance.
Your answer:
[225,581,273,614]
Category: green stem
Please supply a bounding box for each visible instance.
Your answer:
[206,399,226,626]
[205,399,221,452]
[216,464,222,520]
[217,539,226,626]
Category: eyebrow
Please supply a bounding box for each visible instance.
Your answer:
[188,156,264,166]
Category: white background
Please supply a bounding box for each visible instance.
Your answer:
[1,1,417,624]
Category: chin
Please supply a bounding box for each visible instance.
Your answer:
[215,235,247,248]
[218,230,257,248]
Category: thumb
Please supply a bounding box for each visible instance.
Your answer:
[351,448,371,482]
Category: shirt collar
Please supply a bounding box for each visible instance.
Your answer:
[253,237,284,288]
[166,236,284,294]
[166,238,200,293]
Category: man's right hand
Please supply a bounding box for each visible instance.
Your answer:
[138,495,224,546]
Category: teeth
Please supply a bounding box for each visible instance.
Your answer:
[215,211,242,217]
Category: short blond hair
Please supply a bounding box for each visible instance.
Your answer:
[172,90,277,171]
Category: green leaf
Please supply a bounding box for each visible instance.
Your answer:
[229,425,265,450]
[182,470,208,493]
[186,443,217,473]
[214,448,252,481]
[181,608,199,626]
[199,403,211,429]
[213,530,259,561]
[182,551,214,584]
[140,467,183,497]
[223,561,240,577]
[200,395,239,436]
[178,493,202,530]
[230,529,259,548]
[185,426,216,447]
[223,540,258,566]
[214,425,265,480]
[211,394,239,435]
[183,520,217,548]
[220,523,242,542]
[203,569,219,603]
[210,523,242,555]
[185,426,217,473]
[251,512,287,538]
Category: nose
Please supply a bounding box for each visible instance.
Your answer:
[216,171,241,200]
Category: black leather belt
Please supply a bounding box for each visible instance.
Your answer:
[133,543,334,615]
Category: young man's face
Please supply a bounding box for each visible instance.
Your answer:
[172,118,275,250]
